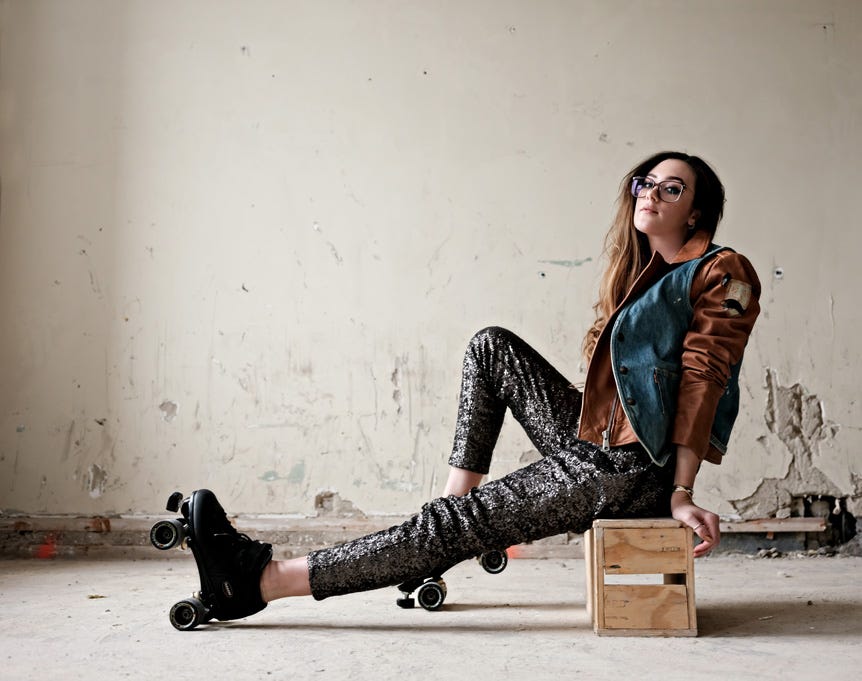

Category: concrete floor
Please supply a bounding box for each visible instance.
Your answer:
[1,555,860,681]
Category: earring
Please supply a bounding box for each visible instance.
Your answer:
[688,221,696,231]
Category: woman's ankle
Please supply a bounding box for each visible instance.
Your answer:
[443,467,485,496]
[259,557,312,602]
[259,560,277,603]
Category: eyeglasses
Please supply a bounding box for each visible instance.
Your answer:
[630,176,688,203]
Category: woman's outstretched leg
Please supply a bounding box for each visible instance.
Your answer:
[275,442,671,602]
[194,442,670,612]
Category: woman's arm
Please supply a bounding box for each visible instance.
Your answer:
[671,444,720,557]
[672,251,761,458]
[669,251,761,556]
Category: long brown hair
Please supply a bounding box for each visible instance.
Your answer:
[581,151,726,363]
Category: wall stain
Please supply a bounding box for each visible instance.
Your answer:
[538,257,593,268]
[519,449,541,465]
[313,222,343,264]
[259,462,305,484]
[391,357,405,416]
[287,461,306,484]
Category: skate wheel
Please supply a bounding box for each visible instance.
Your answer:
[170,597,205,631]
[417,580,446,611]
[150,519,186,550]
[479,549,508,574]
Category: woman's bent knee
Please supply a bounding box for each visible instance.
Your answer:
[468,326,515,349]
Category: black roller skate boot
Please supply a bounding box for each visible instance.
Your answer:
[150,489,273,630]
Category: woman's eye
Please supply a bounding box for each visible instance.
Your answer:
[664,184,682,195]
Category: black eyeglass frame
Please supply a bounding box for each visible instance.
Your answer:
[630,176,688,203]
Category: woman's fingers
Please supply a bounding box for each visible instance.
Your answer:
[691,514,720,557]
[671,502,721,557]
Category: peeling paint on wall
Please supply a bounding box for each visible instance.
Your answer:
[159,400,178,422]
[314,490,366,518]
[87,464,108,499]
[731,370,841,518]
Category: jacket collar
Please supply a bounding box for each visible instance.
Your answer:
[613,230,713,314]
[670,229,711,264]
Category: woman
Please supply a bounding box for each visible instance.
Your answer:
[173,151,761,624]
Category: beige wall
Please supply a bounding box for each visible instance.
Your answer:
[1,0,860,520]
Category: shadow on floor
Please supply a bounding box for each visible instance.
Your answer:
[183,599,862,638]
[698,600,862,637]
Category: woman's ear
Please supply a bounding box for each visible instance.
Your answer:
[688,209,701,226]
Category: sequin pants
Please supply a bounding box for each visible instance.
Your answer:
[307,327,674,600]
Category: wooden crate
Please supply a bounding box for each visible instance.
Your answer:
[585,519,697,636]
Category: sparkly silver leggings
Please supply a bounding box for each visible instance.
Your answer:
[307,327,674,600]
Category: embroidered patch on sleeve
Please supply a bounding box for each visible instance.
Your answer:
[721,278,752,317]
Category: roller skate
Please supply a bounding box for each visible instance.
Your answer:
[394,549,509,611]
[149,489,273,630]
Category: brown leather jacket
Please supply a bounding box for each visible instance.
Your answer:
[577,230,761,464]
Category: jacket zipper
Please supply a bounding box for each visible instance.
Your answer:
[653,369,664,415]
[601,396,618,452]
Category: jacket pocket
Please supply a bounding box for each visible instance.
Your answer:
[653,366,680,416]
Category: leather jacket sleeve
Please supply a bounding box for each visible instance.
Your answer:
[671,250,761,460]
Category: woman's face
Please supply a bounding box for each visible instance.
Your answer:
[632,159,700,245]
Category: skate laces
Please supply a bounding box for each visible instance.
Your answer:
[211,529,258,556]
[213,530,252,542]
[212,530,267,562]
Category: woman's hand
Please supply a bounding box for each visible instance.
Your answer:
[671,445,719,557]
[670,491,720,557]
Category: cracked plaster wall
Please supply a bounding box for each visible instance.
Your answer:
[1,0,860,518]
[729,371,846,518]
